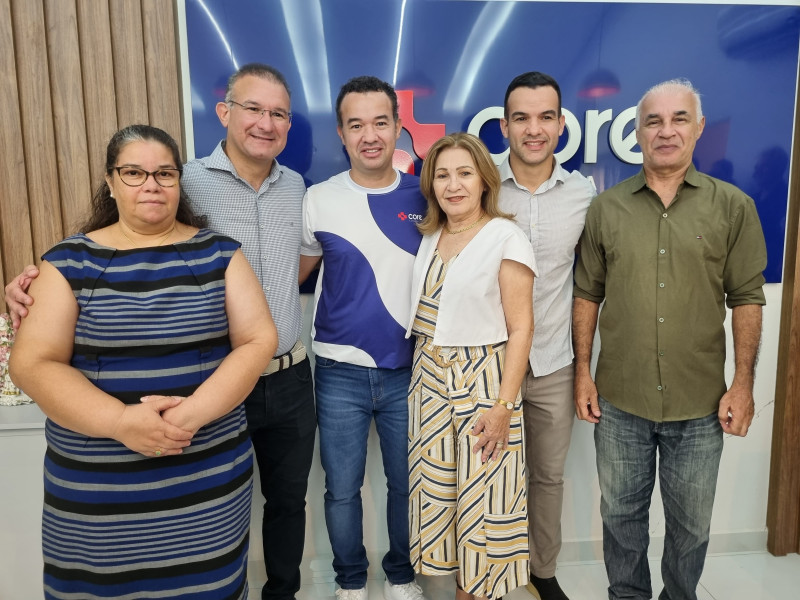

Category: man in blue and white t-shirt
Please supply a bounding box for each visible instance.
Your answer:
[299,76,427,600]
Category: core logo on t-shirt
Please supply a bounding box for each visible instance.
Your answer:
[397,211,423,222]
[365,173,426,256]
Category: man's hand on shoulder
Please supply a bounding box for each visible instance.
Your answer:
[4,264,39,330]
[718,383,755,437]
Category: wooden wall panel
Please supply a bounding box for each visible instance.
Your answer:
[77,0,118,191]
[13,0,62,259]
[2,0,182,315]
[109,0,149,127]
[44,0,92,234]
[142,0,182,151]
[0,0,33,284]
[767,74,800,556]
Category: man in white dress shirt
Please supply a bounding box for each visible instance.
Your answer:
[498,71,596,600]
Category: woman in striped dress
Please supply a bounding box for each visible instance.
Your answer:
[405,133,536,600]
[10,125,277,599]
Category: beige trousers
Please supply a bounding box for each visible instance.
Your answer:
[521,363,575,578]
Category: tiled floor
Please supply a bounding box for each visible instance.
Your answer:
[249,552,800,600]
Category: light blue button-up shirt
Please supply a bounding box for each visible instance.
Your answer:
[183,142,306,356]
[498,157,595,376]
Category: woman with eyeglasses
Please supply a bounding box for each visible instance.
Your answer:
[10,124,276,599]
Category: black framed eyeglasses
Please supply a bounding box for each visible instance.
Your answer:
[111,166,182,187]
[228,100,292,124]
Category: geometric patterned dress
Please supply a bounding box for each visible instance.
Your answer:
[39,229,253,599]
[408,250,529,600]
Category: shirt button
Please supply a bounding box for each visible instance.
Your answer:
[658,317,665,323]
[659,282,665,288]
[659,249,666,254]
[659,351,664,356]
[662,213,668,218]
[657,385,663,391]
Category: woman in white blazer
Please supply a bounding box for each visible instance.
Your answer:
[406,133,536,600]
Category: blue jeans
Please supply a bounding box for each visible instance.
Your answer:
[595,397,723,600]
[245,358,317,600]
[315,356,415,589]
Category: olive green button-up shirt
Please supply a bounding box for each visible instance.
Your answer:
[574,166,767,422]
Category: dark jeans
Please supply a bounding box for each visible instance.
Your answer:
[595,397,723,600]
[314,356,415,590]
[244,357,316,600]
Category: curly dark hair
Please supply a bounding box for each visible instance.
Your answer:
[78,124,207,233]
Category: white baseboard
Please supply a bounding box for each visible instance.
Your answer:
[556,529,769,564]
[248,530,769,588]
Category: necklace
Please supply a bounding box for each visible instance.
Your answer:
[118,223,176,248]
[445,214,486,235]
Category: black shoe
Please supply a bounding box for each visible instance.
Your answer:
[525,574,569,600]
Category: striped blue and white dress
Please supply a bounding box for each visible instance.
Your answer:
[39,229,253,600]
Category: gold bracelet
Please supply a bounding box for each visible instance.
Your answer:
[496,398,514,410]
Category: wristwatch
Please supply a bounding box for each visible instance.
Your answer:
[496,398,514,410]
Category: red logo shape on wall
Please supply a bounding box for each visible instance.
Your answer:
[393,89,446,175]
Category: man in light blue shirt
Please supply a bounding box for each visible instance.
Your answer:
[498,71,595,600]
[184,63,316,600]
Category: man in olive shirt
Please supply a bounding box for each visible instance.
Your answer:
[572,79,766,600]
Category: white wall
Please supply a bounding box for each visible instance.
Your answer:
[0,426,47,598]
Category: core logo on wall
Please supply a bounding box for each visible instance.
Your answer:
[394,88,642,171]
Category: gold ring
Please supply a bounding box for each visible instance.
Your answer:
[155,449,163,457]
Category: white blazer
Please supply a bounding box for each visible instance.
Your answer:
[405,217,537,346]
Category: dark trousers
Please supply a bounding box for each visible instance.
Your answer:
[244,357,317,600]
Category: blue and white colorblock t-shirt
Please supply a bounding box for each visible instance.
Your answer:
[301,170,426,369]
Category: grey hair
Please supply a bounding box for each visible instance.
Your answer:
[224,63,291,103]
[635,78,703,129]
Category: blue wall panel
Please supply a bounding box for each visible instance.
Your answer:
[186,1,800,282]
